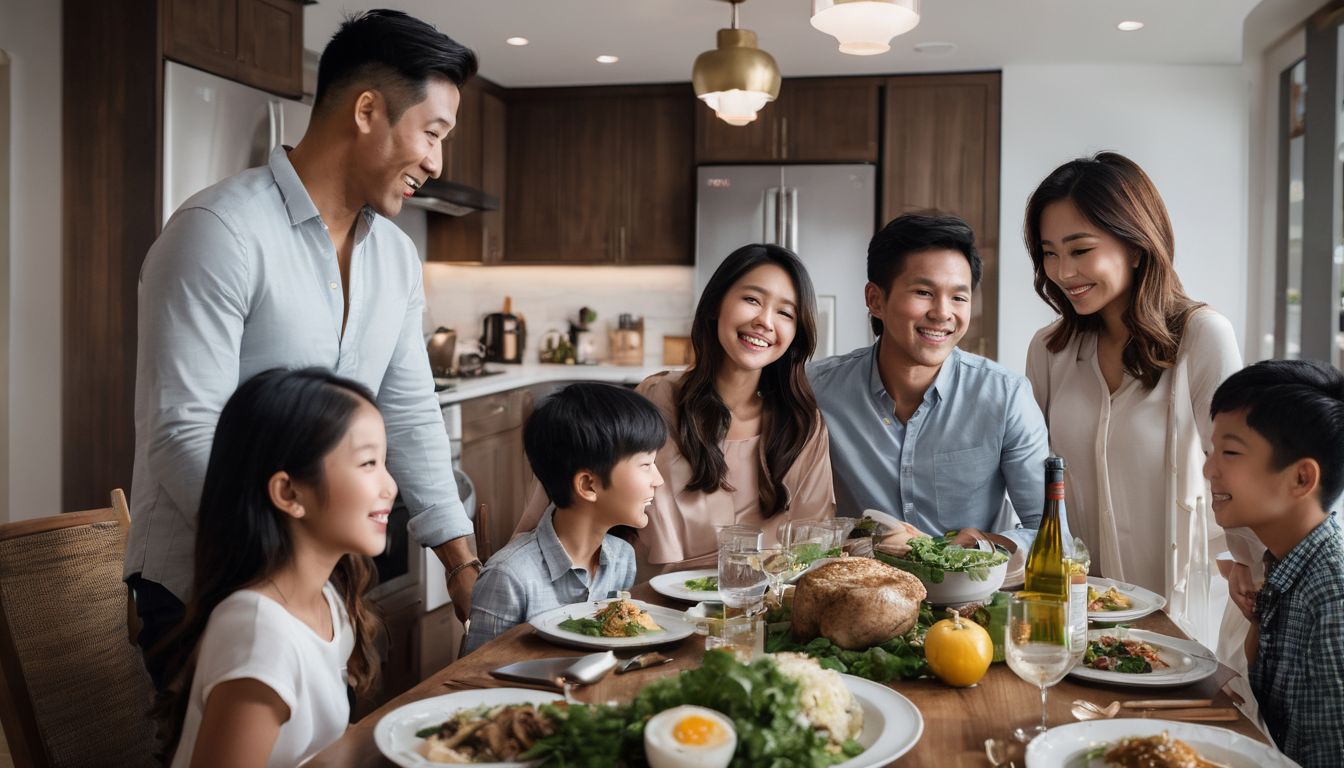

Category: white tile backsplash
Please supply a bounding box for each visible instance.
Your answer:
[422,262,695,366]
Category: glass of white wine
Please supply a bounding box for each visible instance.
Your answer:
[1004,594,1073,742]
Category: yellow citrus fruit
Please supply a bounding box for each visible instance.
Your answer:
[924,613,993,687]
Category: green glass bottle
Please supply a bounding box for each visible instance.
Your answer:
[1023,456,1070,643]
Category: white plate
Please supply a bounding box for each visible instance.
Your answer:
[373,688,563,768]
[650,568,723,603]
[530,598,697,650]
[834,674,925,767]
[1086,577,1166,623]
[1025,718,1299,768]
[1067,629,1218,688]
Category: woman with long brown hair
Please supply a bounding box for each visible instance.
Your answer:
[512,244,835,569]
[1022,152,1252,649]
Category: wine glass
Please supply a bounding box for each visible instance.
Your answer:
[754,546,791,605]
[716,524,764,553]
[786,521,835,576]
[1004,594,1073,742]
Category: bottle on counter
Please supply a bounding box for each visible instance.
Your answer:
[1023,455,1070,644]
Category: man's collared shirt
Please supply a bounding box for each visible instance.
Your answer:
[464,505,637,653]
[1251,515,1344,767]
[808,344,1049,549]
[125,147,471,601]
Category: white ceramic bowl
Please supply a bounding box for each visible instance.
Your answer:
[916,559,1007,606]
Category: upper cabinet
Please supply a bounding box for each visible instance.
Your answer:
[695,77,881,164]
[503,85,694,265]
[163,0,303,98]
[427,79,508,263]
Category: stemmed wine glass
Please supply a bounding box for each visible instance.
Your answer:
[1004,594,1073,742]
[785,521,835,577]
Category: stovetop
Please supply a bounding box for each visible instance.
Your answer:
[433,368,507,392]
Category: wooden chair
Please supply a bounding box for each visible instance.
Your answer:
[0,489,158,767]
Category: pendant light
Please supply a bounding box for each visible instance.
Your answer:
[811,0,921,56]
[692,0,781,127]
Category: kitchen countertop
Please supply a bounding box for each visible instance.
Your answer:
[436,362,679,405]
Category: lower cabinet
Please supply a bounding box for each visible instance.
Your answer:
[357,587,422,718]
[460,389,533,562]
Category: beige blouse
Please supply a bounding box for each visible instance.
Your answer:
[512,371,836,571]
[1025,309,1255,649]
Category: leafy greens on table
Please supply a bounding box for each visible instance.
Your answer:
[876,533,1009,583]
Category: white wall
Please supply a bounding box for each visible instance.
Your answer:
[997,64,1249,374]
[0,0,62,522]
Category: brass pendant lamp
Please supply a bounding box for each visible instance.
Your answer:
[691,0,781,127]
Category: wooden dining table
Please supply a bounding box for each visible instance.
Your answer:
[308,582,1266,767]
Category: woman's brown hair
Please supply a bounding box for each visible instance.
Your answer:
[151,368,383,754]
[676,244,820,517]
[1023,151,1204,388]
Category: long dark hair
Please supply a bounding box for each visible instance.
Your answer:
[154,368,384,751]
[677,244,820,517]
[1024,151,1204,388]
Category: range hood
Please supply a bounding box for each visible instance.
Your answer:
[404,177,500,217]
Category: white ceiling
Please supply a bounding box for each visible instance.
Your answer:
[304,1,1263,89]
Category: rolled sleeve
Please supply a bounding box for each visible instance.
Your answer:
[140,207,249,518]
[378,268,472,548]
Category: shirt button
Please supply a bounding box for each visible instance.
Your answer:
[329,281,339,290]
[883,418,891,425]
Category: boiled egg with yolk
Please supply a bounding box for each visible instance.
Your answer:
[643,705,737,768]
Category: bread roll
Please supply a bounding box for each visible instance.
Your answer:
[791,557,926,650]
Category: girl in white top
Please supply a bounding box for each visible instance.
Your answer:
[154,368,395,767]
[1020,152,1256,653]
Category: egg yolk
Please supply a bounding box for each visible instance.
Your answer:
[673,715,725,747]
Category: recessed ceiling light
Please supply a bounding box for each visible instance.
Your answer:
[596,54,619,64]
[1117,20,1144,32]
[913,41,957,56]
[505,37,529,46]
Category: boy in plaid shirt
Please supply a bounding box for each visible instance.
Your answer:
[1204,359,1344,767]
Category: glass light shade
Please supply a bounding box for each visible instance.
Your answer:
[699,89,771,125]
[810,0,920,56]
[692,27,781,127]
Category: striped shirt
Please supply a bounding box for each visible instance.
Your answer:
[1250,514,1344,766]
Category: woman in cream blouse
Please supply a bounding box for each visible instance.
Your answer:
[1021,152,1253,652]
[514,244,835,570]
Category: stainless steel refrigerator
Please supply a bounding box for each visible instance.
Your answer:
[695,164,877,359]
[162,61,311,226]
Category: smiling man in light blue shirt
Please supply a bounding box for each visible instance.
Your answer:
[124,11,484,690]
[809,214,1049,552]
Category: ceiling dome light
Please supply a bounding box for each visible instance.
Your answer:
[596,54,620,64]
[692,0,781,127]
[1117,20,1144,32]
[505,36,529,46]
[811,0,920,56]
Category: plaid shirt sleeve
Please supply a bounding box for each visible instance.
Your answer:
[1290,599,1344,766]
[463,566,526,654]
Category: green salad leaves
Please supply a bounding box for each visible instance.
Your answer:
[524,651,854,767]
[876,534,1009,583]
[683,575,719,592]
[765,603,934,683]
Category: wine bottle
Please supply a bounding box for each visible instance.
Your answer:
[1023,456,1070,642]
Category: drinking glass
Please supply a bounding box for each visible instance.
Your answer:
[718,548,769,615]
[716,524,764,553]
[1004,594,1073,742]
[786,521,835,575]
[754,546,791,604]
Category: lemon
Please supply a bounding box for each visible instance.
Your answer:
[924,611,994,687]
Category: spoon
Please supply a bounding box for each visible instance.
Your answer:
[983,737,1019,767]
[1072,699,1122,721]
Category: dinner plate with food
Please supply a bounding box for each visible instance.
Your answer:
[530,596,697,650]
[1025,718,1301,767]
[1067,629,1218,688]
[649,568,724,603]
[1085,577,1166,623]
[373,687,564,767]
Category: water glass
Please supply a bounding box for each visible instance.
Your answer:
[718,548,769,614]
[702,609,764,660]
[786,521,836,573]
[716,524,764,553]
[1004,594,1073,742]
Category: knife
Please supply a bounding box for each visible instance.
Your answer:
[490,651,617,688]
[1138,707,1240,721]
[1121,699,1214,709]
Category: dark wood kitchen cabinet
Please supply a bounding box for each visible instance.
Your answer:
[427,78,508,263]
[695,77,881,164]
[163,0,304,98]
[460,390,533,562]
[504,84,694,265]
